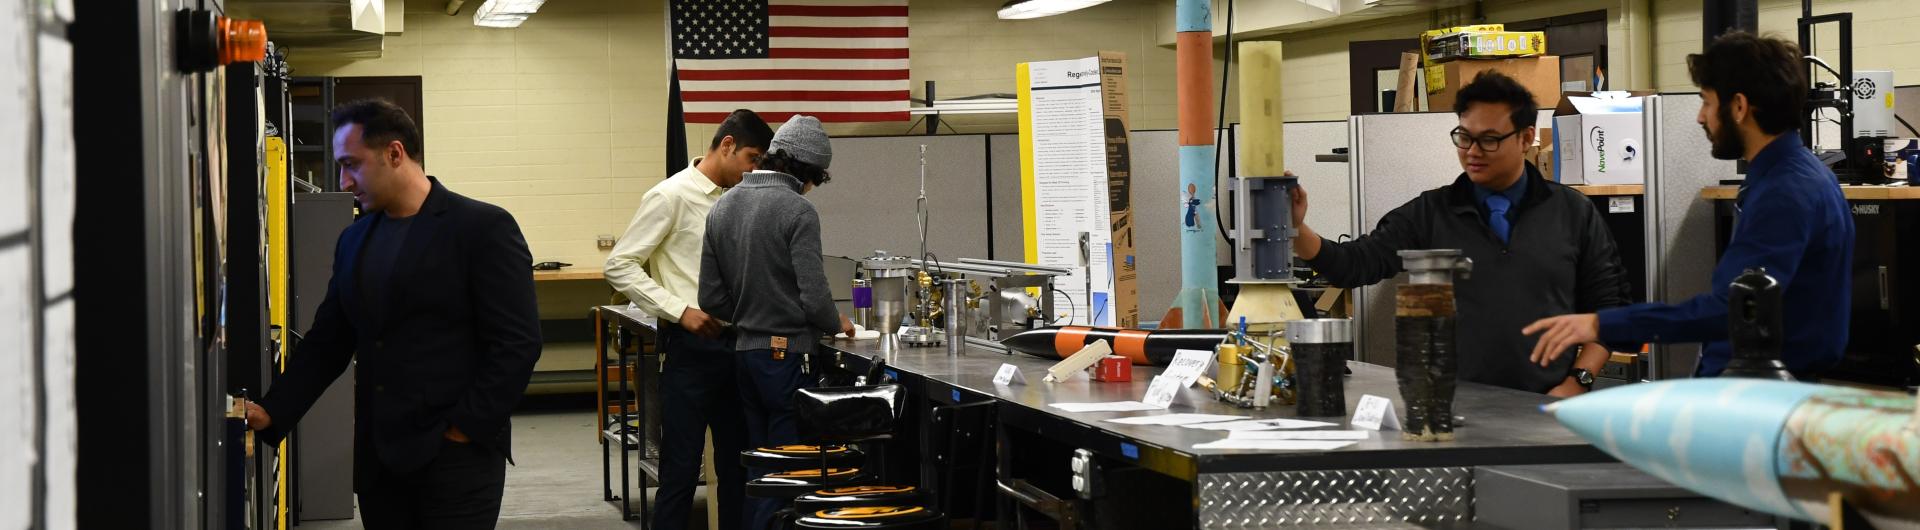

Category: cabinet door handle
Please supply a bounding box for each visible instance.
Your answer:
[1880,266,1891,311]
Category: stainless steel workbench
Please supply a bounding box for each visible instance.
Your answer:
[819,339,1612,529]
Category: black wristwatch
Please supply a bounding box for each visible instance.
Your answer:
[1568,368,1596,390]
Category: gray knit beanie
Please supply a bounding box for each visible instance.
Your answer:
[767,115,832,169]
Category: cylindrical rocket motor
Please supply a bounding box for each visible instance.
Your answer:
[999,326,1228,366]
[1395,249,1471,442]
[1288,318,1351,417]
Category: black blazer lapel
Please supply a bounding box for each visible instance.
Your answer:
[376,177,453,336]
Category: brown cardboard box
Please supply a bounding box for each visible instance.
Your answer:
[1427,56,1561,111]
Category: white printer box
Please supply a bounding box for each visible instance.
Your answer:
[1553,92,1647,185]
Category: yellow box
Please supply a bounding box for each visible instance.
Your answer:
[1419,24,1504,66]
[1426,31,1547,64]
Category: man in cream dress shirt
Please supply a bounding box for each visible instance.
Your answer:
[605,110,771,530]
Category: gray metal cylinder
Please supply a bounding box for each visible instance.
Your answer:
[1398,249,1473,285]
[1286,318,1352,344]
[944,279,967,356]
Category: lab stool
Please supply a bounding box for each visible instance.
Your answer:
[740,366,944,529]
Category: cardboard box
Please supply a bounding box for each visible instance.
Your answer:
[1426,56,1562,110]
[1426,31,1547,64]
[1552,92,1649,185]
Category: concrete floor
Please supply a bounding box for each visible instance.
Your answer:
[298,406,708,530]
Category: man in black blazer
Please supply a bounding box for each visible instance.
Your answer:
[243,99,542,528]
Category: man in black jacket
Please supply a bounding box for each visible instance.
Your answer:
[1291,72,1631,396]
[243,99,543,528]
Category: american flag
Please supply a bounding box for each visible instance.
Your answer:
[671,0,910,123]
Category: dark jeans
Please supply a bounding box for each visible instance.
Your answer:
[737,348,812,530]
[656,324,749,530]
[357,439,507,530]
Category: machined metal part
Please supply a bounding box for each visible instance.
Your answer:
[1229,175,1303,283]
[943,279,968,356]
[1284,318,1352,344]
[862,251,913,335]
[911,257,1065,344]
[1397,249,1473,285]
[1196,467,1474,528]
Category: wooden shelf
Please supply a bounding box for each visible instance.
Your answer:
[1701,184,1920,200]
[533,269,604,281]
[1568,184,1644,196]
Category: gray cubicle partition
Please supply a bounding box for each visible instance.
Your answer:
[813,135,991,260]
[1275,121,1354,239]
[1349,112,1465,364]
[1642,93,1738,379]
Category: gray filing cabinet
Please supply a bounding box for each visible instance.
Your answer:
[1475,463,1774,529]
[290,192,357,520]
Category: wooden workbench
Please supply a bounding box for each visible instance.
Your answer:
[1568,184,1644,196]
[533,269,605,281]
[1699,184,1920,200]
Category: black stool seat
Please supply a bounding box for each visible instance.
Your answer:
[793,485,923,513]
[741,444,865,470]
[793,506,944,530]
[745,468,874,498]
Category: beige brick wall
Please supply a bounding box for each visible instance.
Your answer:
[1656,0,1920,92]
[293,0,666,268]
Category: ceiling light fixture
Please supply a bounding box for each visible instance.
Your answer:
[996,0,1112,20]
[472,0,545,28]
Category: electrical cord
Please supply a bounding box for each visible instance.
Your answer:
[1054,289,1077,325]
[1210,0,1237,246]
[1898,115,1920,138]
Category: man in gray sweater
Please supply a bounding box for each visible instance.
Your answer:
[699,114,853,529]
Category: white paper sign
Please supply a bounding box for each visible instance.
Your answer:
[1351,394,1402,431]
[1191,439,1357,451]
[1103,413,1246,426]
[1141,375,1182,409]
[1228,430,1371,441]
[1048,401,1163,413]
[992,363,1027,386]
[1165,349,1213,387]
[1608,196,1635,213]
[1181,418,1338,431]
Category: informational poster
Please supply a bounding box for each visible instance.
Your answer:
[1018,57,1117,326]
[1098,51,1140,328]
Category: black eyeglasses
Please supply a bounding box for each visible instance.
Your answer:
[1450,126,1522,152]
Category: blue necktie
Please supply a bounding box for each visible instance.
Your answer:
[1485,194,1512,244]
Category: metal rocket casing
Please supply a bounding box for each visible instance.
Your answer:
[999,326,1228,366]
[1548,379,1920,528]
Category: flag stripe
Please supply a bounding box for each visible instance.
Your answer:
[769,26,908,38]
[681,79,908,91]
[770,36,908,49]
[767,5,907,17]
[770,47,909,59]
[685,100,906,113]
[679,68,908,81]
[770,15,906,27]
[686,111,909,123]
[678,58,909,70]
[680,90,911,102]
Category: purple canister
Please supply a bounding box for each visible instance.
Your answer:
[852,279,873,329]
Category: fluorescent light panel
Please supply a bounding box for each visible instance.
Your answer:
[473,0,545,28]
[997,0,1111,20]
